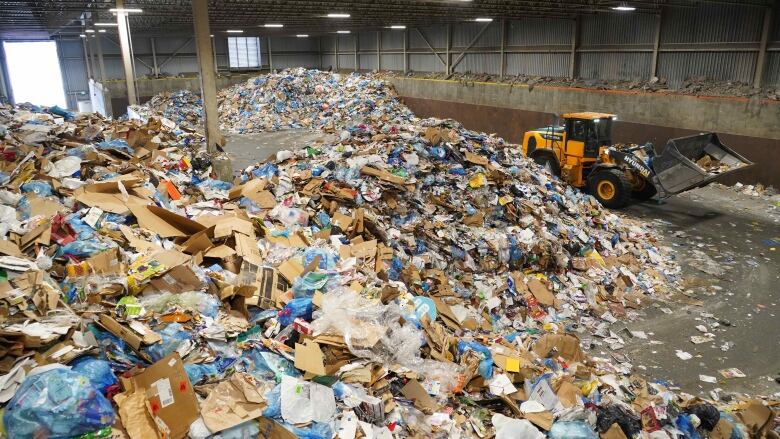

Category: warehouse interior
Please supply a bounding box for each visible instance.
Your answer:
[0,1,778,438]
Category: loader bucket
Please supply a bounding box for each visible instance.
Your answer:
[651,133,753,196]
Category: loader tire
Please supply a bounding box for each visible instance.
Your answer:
[631,178,658,200]
[589,169,632,208]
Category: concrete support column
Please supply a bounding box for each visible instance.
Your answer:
[500,19,507,79]
[268,36,274,71]
[87,34,98,80]
[95,34,106,81]
[335,36,339,72]
[318,37,323,70]
[445,24,451,76]
[150,37,158,77]
[354,33,358,72]
[211,35,218,74]
[377,31,381,71]
[115,0,137,105]
[650,11,662,79]
[192,0,229,179]
[568,15,580,79]
[82,37,93,80]
[753,6,773,88]
[403,28,408,74]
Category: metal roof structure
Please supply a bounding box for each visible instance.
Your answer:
[0,0,774,40]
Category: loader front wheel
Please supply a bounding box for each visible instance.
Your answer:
[631,178,658,200]
[589,169,632,208]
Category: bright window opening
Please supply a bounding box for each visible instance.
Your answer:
[228,37,262,69]
[3,41,67,108]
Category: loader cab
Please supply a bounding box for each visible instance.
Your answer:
[562,112,615,159]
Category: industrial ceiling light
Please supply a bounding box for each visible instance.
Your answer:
[109,8,142,13]
[611,3,636,11]
[327,13,350,18]
[226,29,244,33]
[79,34,86,38]
[474,18,493,22]
[94,22,118,26]
[337,30,351,34]
[98,29,106,33]
[390,25,406,29]
[296,34,309,38]
[264,24,283,28]
[85,29,95,33]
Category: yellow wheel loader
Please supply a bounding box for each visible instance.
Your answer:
[521,112,753,208]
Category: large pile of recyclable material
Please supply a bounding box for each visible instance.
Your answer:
[132,68,415,134]
[0,71,776,439]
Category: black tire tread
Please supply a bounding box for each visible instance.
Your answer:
[589,168,632,208]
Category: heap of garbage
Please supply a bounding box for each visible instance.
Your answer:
[0,70,776,439]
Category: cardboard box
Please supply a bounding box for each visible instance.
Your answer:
[128,353,199,439]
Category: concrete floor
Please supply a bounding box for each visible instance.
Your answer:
[223,130,780,397]
[619,186,780,396]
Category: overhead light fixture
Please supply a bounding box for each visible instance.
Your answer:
[85,29,95,33]
[327,13,350,18]
[390,25,406,29]
[226,29,244,33]
[109,8,142,13]
[210,34,214,37]
[296,34,309,38]
[98,29,106,33]
[337,30,350,34]
[475,17,493,22]
[94,22,118,26]
[79,34,86,38]
[611,4,636,11]
[264,24,283,28]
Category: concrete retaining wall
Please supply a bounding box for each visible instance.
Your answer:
[388,77,780,187]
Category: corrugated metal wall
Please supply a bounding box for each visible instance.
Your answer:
[47,2,779,109]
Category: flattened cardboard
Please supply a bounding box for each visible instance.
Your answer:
[257,417,297,439]
[0,240,23,257]
[201,373,266,433]
[131,205,206,238]
[360,166,406,187]
[180,226,214,255]
[130,353,198,439]
[464,151,489,167]
[205,245,237,259]
[149,265,203,293]
[277,258,305,283]
[526,278,555,307]
[294,340,327,376]
[400,379,439,413]
[99,315,143,350]
[532,333,586,363]
[114,388,158,439]
[738,400,773,435]
[88,248,124,274]
[600,423,628,439]
[75,179,148,215]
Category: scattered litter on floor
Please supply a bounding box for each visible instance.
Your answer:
[0,69,776,439]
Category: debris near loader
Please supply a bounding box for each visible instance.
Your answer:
[0,70,776,439]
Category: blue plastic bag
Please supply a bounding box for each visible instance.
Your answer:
[262,383,282,418]
[146,323,192,362]
[278,297,313,326]
[71,357,119,394]
[20,180,53,197]
[242,349,300,382]
[3,368,115,439]
[457,340,493,380]
[95,139,134,156]
[57,239,113,258]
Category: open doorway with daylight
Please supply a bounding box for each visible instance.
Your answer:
[3,41,67,108]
